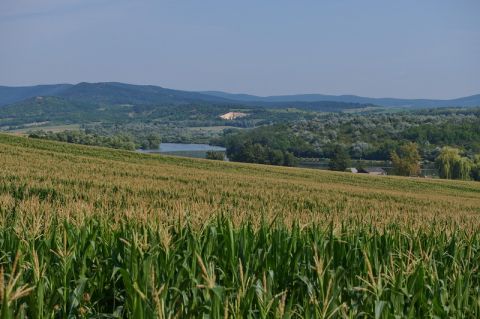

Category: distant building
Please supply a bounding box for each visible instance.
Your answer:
[358,167,387,176]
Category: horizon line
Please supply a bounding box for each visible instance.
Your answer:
[0,81,478,101]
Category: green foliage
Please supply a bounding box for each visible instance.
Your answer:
[0,84,320,138]
[0,133,480,317]
[139,133,161,150]
[290,108,480,161]
[435,147,477,180]
[435,147,461,179]
[471,155,480,181]
[328,145,351,171]
[28,130,136,150]
[28,129,162,151]
[390,142,421,176]
[2,84,479,167]
[402,119,480,148]
[223,125,306,166]
[453,157,473,181]
[1,218,480,318]
[217,108,480,172]
[206,151,225,160]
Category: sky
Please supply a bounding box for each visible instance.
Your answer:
[0,0,479,99]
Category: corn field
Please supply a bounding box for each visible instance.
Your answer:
[1,134,480,318]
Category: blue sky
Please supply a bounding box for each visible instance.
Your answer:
[1,0,479,98]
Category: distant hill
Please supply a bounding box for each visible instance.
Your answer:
[0,82,233,107]
[0,84,73,106]
[202,91,480,108]
[255,100,375,112]
[2,82,478,109]
[0,82,369,111]
[0,96,124,126]
[0,94,245,128]
[0,82,375,128]
[1,82,478,129]
[57,82,234,105]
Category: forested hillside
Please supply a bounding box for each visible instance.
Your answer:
[203,90,480,108]
[221,108,480,161]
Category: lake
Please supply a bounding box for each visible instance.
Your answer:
[138,143,226,158]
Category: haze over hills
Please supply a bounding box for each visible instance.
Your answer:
[0,82,233,107]
[0,82,479,109]
[0,82,373,127]
[202,91,480,108]
[0,84,73,106]
[0,82,478,131]
[1,82,380,132]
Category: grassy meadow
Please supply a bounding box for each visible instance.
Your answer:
[0,134,480,318]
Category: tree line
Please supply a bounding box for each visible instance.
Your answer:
[329,142,480,181]
[220,125,311,166]
[28,130,161,151]
[435,147,480,181]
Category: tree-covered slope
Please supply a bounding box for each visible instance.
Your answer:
[202,91,480,108]
[57,82,234,105]
[0,84,72,106]
[0,95,252,128]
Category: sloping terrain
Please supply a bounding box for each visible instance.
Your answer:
[0,84,72,106]
[0,83,369,129]
[1,133,479,226]
[0,95,244,128]
[0,82,232,107]
[57,82,233,105]
[1,134,480,317]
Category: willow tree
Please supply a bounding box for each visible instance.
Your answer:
[472,155,480,181]
[436,148,477,180]
[435,147,461,179]
[453,157,473,180]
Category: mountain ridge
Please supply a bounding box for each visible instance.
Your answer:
[201,91,480,108]
[0,82,479,108]
[0,82,236,107]
[0,84,73,106]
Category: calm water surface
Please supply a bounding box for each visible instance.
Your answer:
[138,143,225,153]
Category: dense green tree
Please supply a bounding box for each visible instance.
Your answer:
[471,155,480,181]
[223,125,305,166]
[206,151,225,161]
[140,133,161,150]
[268,149,285,165]
[28,130,136,151]
[251,144,267,164]
[329,145,351,171]
[390,142,421,176]
[283,151,297,167]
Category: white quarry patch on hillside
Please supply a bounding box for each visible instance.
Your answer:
[219,112,248,120]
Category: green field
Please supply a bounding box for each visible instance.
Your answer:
[0,134,479,318]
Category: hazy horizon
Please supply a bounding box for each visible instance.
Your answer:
[1,0,479,99]
[1,81,480,101]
